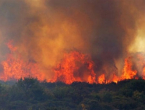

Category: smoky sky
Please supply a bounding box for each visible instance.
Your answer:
[0,0,145,76]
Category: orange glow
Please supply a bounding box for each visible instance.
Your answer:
[112,74,120,83]
[51,51,96,84]
[98,74,105,84]
[1,42,145,84]
[121,57,137,80]
[142,67,145,79]
[0,42,45,81]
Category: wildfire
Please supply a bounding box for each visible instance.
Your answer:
[51,51,96,84]
[0,42,45,81]
[0,42,145,84]
[98,74,105,84]
[142,67,145,79]
[121,57,137,79]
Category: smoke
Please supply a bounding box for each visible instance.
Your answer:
[0,0,145,78]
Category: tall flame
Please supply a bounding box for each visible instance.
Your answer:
[51,51,96,84]
[121,57,137,79]
[1,42,145,84]
[0,42,45,81]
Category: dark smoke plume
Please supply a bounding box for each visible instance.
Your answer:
[0,0,145,77]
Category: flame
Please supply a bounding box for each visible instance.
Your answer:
[121,57,137,79]
[142,67,145,79]
[112,74,120,83]
[0,42,45,81]
[51,51,96,84]
[98,74,105,84]
[1,42,145,84]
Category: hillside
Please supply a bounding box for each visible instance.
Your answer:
[0,78,145,110]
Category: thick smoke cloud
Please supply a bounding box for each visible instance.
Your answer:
[0,0,145,78]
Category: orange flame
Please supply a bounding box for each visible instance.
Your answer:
[112,74,120,83]
[0,42,45,81]
[98,74,105,84]
[1,42,145,84]
[142,67,145,79]
[121,57,137,80]
[51,51,96,84]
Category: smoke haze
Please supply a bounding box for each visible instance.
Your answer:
[0,0,145,79]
